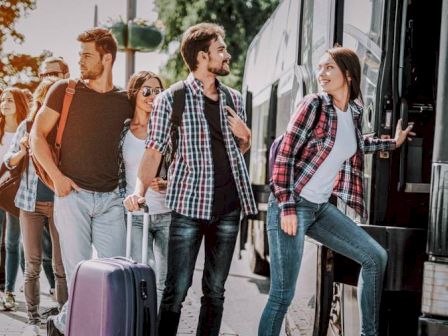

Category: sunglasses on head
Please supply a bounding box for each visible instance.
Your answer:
[141,87,163,97]
[40,72,62,78]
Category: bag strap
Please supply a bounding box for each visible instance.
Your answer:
[221,85,237,114]
[156,81,185,178]
[170,80,186,128]
[54,79,76,163]
[23,120,33,188]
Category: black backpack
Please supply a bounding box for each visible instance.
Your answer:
[159,81,236,176]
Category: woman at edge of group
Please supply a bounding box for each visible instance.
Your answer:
[120,70,171,310]
[0,87,28,310]
[258,47,415,336]
[4,77,68,335]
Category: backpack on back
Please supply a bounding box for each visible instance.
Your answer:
[268,95,322,180]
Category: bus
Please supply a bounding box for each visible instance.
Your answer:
[241,0,447,335]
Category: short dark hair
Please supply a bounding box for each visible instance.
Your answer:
[127,71,164,109]
[326,47,362,101]
[77,27,118,64]
[180,23,225,71]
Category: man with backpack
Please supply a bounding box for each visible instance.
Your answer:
[30,27,133,335]
[124,22,257,335]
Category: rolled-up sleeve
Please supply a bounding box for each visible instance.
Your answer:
[145,90,173,155]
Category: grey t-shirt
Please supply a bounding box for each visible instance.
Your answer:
[44,79,132,192]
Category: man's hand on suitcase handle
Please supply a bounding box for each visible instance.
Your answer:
[124,193,147,212]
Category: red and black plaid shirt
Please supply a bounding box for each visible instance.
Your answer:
[271,93,396,220]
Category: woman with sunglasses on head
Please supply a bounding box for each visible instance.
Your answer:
[119,71,170,310]
[258,47,415,336]
[0,87,28,311]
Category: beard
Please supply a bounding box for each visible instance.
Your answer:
[208,62,230,76]
[80,62,104,80]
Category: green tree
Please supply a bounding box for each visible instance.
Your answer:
[154,0,279,89]
[0,0,51,91]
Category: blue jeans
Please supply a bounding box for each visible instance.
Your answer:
[259,194,387,336]
[158,209,240,336]
[52,188,126,333]
[0,209,21,293]
[130,212,170,309]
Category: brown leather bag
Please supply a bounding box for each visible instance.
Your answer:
[32,79,76,191]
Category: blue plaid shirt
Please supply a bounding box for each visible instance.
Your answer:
[4,120,40,212]
[146,73,257,220]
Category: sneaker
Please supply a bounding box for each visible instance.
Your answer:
[46,315,64,336]
[2,291,17,311]
[22,324,40,336]
[41,306,59,321]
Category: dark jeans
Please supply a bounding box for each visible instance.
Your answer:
[158,209,240,336]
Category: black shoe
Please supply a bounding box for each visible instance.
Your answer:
[47,315,64,336]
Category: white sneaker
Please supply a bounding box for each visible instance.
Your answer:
[22,324,40,336]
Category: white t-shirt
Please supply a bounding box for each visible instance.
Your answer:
[300,106,357,204]
[123,131,170,215]
[0,132,16,163]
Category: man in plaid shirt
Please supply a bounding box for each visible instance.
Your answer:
[124,23,257,335]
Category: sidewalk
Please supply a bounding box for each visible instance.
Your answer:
[0,268,237,336]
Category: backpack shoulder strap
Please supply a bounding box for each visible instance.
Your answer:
[55,79,78,148]
[170,80,186,127]
[220,85,237,113]
[55,79,76,160]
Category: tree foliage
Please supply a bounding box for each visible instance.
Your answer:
[0,0,50,91]
[154,0,279,89]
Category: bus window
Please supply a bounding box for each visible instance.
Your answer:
[301,0,334,93]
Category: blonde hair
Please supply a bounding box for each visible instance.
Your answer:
[28,76,60,122]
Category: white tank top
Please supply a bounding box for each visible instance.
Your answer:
[300,106,357,204]
[0,132,15,162]
[123,130,170,215]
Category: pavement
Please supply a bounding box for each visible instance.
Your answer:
[0,266,238,336]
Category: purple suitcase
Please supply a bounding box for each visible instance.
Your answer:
[66,205,157,336]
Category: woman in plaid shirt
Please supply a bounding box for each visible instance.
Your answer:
[259,47,415,336]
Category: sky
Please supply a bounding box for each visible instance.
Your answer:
[4,0,169,88]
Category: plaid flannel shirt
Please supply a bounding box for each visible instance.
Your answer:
[271,93,396,220]
[4,120,40,212]
[145,73,257,220]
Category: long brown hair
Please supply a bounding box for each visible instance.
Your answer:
[326,47,363,102]
[127,71,164,110]
[0,87,29,144]
[28,76,60,122]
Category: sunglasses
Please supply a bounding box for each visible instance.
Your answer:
[40,72,63,78]
[141,87,163,97]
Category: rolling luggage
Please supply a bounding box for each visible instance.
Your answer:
[66,205,157,336]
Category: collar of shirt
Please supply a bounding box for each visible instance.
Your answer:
[185,73,224,98]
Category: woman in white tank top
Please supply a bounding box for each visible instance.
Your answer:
[122,71,170,310]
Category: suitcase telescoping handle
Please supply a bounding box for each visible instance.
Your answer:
[126,204,149,265]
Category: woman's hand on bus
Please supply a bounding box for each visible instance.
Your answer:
[281,214,298,236]
[394,119,416,148]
